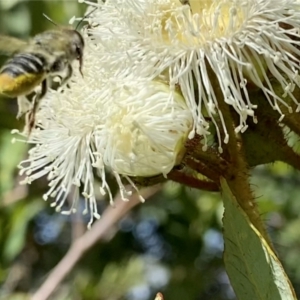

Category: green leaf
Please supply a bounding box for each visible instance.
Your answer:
[221,178,296,300]
[0,293,31,300]
[3,199,44,262]
[0,130,27,196]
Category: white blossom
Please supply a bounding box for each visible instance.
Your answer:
[14,0,300,225]
[14,76,192,227]
[86,0,300,149]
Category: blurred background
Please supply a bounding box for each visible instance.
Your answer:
[1,1,300,300]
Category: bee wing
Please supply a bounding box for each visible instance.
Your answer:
[0,35,28,55]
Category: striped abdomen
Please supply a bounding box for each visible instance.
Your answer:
[0,52,47,97]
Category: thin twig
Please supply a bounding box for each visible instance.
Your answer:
[2,173,28,206]
[31,185,162,300]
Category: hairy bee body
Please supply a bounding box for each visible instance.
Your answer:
[0,52,47,97]
[0,28,85,132]
[0,29,84,96]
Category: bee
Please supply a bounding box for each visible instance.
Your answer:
[0,8,96,133]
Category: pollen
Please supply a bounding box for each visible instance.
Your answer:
[158,0,247,46]
[0,72,44,97]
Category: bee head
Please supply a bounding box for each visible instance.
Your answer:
[70,7,97,76]
[68,7,97,76]
[42,9,97,77]
[72,31,84,75]
[64,29,85,76]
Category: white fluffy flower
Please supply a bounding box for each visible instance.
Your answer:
[15,75,192,227]
[87,0,300,149]
[14,0,300,225]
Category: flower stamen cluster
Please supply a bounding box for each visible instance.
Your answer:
[14,0,300,225]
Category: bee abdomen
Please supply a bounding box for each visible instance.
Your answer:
[0,52,47,97]
[0,53,47,78]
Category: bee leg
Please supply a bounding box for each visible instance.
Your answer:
[16,96,32,119]
[60,64,73,87]
[26,79,48,134]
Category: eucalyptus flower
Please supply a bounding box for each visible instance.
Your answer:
[14,0,300,226]
[86,0,300,149]
[15,75,192,227]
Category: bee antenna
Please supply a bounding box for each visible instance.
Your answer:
[75,7,97,30]
[43,13,58,27]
